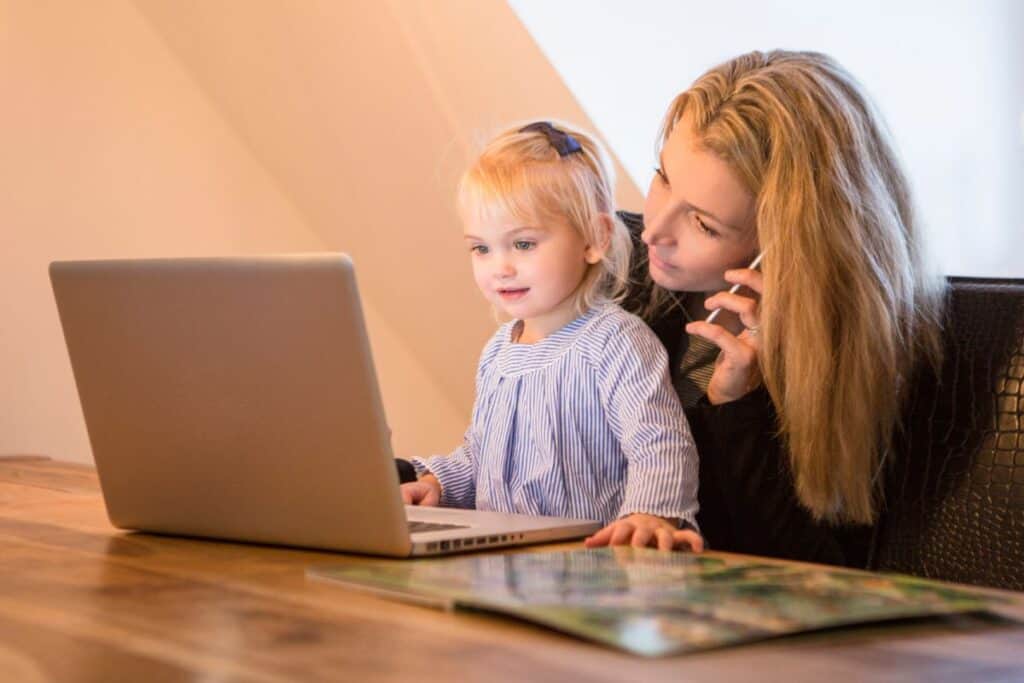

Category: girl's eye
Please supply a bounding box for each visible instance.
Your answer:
[696,216,720,239]
[470,245,489,255]
[654,166,669,185]
[513,240,536,251]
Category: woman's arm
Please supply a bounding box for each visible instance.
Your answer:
[687,390,859,566]
[674,267,859,564]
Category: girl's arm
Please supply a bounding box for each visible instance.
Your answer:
[408,433,478,509]
[404,328,505,510]
[596,315,700,529]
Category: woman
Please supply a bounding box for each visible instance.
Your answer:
[587,50,945,566]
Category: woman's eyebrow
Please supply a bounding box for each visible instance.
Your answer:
[658,152,745,233]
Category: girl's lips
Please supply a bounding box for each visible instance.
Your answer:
[498,287,529,300]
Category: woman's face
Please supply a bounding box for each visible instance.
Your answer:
[642,117,759,293]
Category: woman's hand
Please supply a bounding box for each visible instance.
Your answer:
[400,474,441,506]
[686,267,764,405]
[583,513,704,552]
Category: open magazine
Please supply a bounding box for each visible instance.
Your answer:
[308,547,997,656]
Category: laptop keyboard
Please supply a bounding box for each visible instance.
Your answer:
[408,520,470,534]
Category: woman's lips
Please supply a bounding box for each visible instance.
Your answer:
[648,248,676,271]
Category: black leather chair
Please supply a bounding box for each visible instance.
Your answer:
[871,277,1024,590]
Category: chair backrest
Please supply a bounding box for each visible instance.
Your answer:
[872,277,1024,590]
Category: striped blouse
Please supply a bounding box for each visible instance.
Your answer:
[410,303,699,527]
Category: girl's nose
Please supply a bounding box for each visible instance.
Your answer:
[495,255,515,278]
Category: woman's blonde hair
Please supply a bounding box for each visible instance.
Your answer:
[457,121,632,316]
[661,50,945,524]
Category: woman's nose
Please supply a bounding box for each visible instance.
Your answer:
[641,193,674,246]
[641,213,674,246]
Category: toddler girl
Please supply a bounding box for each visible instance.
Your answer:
[401,121,701,550]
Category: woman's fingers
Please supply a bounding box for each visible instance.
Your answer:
[702,265,764,333]
[724,266,764,295]
[704,289,760,325]
[688,263,767,404]
[685,321,757,362]
[686,319,762,404]
[703,293,761,335]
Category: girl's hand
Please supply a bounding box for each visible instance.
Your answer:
[686,267,764,405]
[400,474,441,506]
[583,513,704,552]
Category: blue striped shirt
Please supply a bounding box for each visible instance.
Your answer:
[411,303,699,527]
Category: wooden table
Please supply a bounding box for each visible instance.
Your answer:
[2,456,1023,682]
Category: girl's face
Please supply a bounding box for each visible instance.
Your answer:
[463,210,597,343]
[642,118,759,293]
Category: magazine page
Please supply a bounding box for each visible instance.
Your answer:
[309,548,996,657]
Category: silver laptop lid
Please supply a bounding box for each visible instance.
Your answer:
[50,254,412,555]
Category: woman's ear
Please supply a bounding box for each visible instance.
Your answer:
[584,214,613,265]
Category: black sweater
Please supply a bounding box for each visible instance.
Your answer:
[620,211,870,567]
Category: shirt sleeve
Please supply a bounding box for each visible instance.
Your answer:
[596,315,700,528]
[409,434,477,509]
[407,327,506,510]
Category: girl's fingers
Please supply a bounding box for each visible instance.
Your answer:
[609,522,635,546]
[590,525,705,553]
[401,483,427,505]
[671,529,705,552]
[400,485,415,504]
[584,524,614,547]
[631,527,655,548]
[655,528,675,551]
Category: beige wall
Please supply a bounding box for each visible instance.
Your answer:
[1,0,640,465]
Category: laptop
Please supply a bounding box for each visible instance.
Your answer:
[49,254,600,557]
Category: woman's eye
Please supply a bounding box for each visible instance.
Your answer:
[696,217,720,239]
[470,245,488,255]
[513,240,536,251]
[654,166,669,185]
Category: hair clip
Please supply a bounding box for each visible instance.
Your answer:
[519,121,583,157]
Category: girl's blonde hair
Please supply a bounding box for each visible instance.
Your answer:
[661,50,945,524]
[457,121,632,316]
